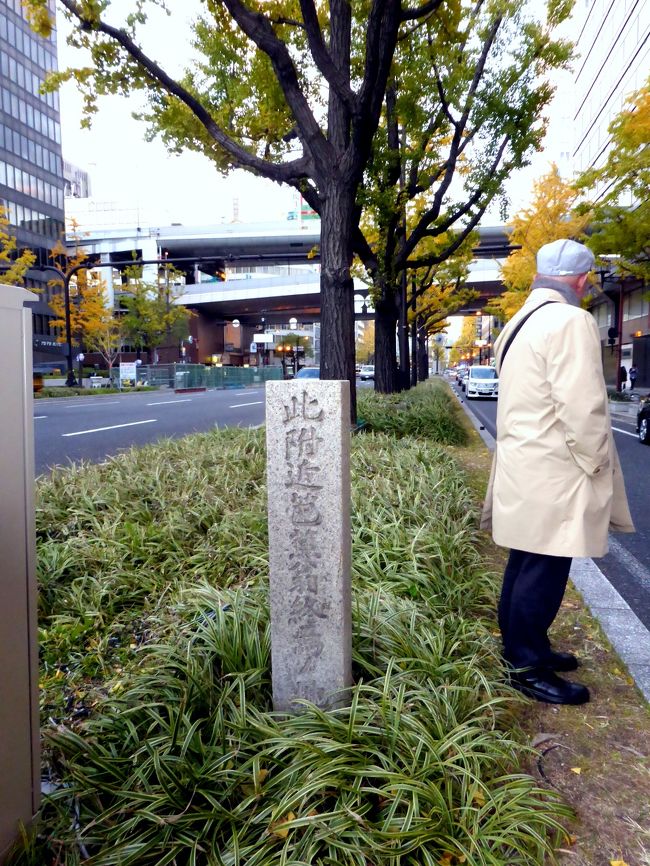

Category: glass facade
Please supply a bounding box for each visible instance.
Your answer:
[0,0,65,359]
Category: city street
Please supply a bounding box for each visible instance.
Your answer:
[34,387,267,475]
[33,378,374,475]
[457,385,650,632]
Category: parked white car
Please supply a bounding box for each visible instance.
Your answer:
[465,365,498,399]
[359,364,375,380]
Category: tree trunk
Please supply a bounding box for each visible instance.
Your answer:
[417,324,429,382]
[374,290,400,394]
[397,270,410,390]
[319,188,357,423]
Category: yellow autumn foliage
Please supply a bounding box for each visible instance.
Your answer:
[491,165,591,320]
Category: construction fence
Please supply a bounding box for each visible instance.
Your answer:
[110,364,284,390]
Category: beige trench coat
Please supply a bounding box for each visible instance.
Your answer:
[481,288,634,558]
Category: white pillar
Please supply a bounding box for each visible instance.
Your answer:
[100,252,114,308]
[0,287,40,858]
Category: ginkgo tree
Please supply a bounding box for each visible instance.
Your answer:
[408,240,478,382]
[48,236,125,376]
[119,263,191,364]
[25,0,454,421]
[576,77,650,282]
[0,207,36,286]
[356,0,573,391]
[449,314,480,366]
[488,164,590,320]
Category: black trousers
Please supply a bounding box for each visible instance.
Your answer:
[498,549,572,669]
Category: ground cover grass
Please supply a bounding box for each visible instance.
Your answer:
[35,386,158,398]
[11,383,573,865]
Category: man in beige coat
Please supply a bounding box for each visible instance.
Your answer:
[481,239,634,705]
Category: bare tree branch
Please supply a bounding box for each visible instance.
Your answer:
[400,0,445,23]
[298,0,357,114]
[58,0,313,185]
[351,0,402,181]
[217,0,333,168]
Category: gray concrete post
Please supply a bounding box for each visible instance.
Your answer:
[266,380,352,713]
[0,286,40,861]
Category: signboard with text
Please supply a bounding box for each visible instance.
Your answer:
[119,362,137,385]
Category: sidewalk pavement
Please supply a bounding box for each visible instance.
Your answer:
[456,390,650,704]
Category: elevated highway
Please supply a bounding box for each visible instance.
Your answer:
[77,221,511,320]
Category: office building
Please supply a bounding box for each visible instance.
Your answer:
[0,0,65,362]
[572,0,649,187]
[569,0,649,384]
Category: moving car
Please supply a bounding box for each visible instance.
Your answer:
[359,364,375,380]
[637,400,650,444]
[295,367,320,379]
[465,365,499,399]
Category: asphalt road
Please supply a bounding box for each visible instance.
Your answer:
[33,379,374,475]
[33,387,268,475]
[455,383,650,632]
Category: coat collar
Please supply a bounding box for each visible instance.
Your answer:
[530,276,580,306]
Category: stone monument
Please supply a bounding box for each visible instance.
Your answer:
[265,379,352,712]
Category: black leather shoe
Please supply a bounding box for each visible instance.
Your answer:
[546,650,579,672]
[510,669,590,705]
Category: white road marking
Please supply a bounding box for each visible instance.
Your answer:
[229,401,264,408]
[62,419,157,437]
[34,415,47,419]
[146,399,192,406]
[234,390,260,395]
[612,426,638,438]
[608,537,650,592]
[64,400,121,408]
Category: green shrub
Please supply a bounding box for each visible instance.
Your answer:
[13,429,570,865]
[35,386,157,398]
[607,387,634,402]
[358,382,468,444]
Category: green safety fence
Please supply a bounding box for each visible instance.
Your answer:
[109,364,283,390]
[174,365,283,389]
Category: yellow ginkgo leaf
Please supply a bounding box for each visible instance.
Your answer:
[256,769,269,784]
[609,860,629,866]
[570,767,582,774]
[269,812,296,839]
[472,790,486,807]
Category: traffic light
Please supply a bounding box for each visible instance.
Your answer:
[608,326,616,347]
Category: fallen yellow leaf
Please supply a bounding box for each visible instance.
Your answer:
[570,767,581,774]
[269,812,296,839]
[610,860,629,866]
[472,790,486,807]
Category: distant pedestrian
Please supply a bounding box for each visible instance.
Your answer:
[629,365,638,390]
[619,366,628,391]
[481,239,634,706]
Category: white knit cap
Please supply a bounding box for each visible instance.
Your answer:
[536,239,595,276]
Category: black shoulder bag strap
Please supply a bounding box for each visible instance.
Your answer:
[499,301,558,367]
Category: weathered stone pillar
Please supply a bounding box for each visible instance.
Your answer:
[266,380,352,712]
[0,287,39,861]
